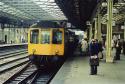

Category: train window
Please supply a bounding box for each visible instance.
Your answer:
[41,30,50,44]
[52,29,62,44]
[30,30,39,44]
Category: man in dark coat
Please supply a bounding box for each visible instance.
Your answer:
[123,41,125,55]
[115,39,122,60]
[89,39,99,75]
[98,41,103,59]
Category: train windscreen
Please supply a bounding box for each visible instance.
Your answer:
[52,29,62,44]
[41,29,50,44]
[30,29,39,44]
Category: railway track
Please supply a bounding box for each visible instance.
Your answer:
[0,49,27,58]
[29,66,61,84]
[0,57,29,74]
[0,48,26,53]
[0,50,27,60]
[0,50,29,74]
[3,63,37,84]
[3,62,64,84]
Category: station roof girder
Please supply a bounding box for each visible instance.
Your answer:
[56,0,98,29]
[101,0,125,25]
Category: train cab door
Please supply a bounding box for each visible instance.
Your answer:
[28,29,39,55]
[52,29,64,55]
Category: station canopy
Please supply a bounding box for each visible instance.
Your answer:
[0,0,67,21]
[0,0,98,29]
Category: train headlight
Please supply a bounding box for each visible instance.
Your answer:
[55,50,59,55]
[32,49,36,54]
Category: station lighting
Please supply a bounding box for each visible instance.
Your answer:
[102,2,107,7]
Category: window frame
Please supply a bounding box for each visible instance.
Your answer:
[30,29,39,44]
[40,29,51,44]
[52,29,63,44]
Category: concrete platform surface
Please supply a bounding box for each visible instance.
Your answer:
[50,55,125,84]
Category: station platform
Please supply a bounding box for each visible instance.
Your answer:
[0,43,27,48]
[50,51,125,84]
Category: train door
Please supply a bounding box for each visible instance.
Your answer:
[52,29,63,44]
[30,29,39,44]
[52,29,64,55]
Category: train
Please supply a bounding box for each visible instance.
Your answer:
[28,21,77,67]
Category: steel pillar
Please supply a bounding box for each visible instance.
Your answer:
[124,22,125,41]
[89,24,92,42]
[8,24,11,43]
[106,0,113,62]
[1,24,4,42]
[97,14,102,41]
[14,27,16,43]
[94,18,98,39]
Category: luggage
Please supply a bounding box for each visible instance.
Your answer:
[90,55,99,66]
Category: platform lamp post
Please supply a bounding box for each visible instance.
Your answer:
[7,24,11,44]
[106,0,113,62]
[86,21,92,42]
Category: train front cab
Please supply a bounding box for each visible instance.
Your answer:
[28,28,64,65]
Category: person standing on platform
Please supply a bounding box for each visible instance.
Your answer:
[68,37,74,56]
[89,39,99,75]
[115,39,122,60]
[81,39,88,56]
[98,41,103,59]
[123,41,125,55]
[111,39,115,50]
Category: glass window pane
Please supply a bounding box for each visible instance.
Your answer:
[30,29,39,44]
[52,29,62,44]
[41,30,50,44]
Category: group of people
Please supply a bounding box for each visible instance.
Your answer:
[89,38,124,75]
[79,37,124,75]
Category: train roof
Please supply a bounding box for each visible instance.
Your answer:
[30,21,62,28]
